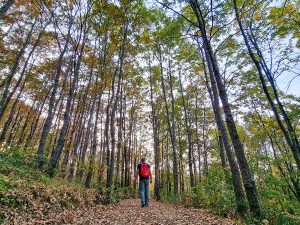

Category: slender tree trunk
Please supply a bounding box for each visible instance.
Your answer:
[160,137,165,190]
[115,93,123,188]
[158,45,179,195]
[149,58,161,199]
[179,71,194,188]
[7,105,23,144]
[75,96,93,182]
[97,114,105,192]
[189,0,261,217]
[25,89,51,146]
[104,97,111,187]
[233,0,300,170]
[85,85,104,188]
[0,19,37,120]
[0,79,26,142]
[177,122,185,193]
[17,96,38,145]
[68,90,91,182]
[36,17,74,169]
[195,94,202,182]
[107,22,128,190]
[202,106,208,176]
[77,93,96,181]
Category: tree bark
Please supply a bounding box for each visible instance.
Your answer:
[0,19,37,121]
[149,57,161,199]
[36,16,74,169]
[179,71,194,188]
[107,21,128,190]
[233,0,300,170]
[200,45,247,214]
[189,0,262,217]
[158,45,179,195]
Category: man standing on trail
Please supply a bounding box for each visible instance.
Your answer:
[136,158,152,207]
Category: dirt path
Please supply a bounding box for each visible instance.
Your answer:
[61,198,235,225]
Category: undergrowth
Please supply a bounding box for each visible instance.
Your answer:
[161,190,300,225]
[0,146,98,223]
[0,146,138,223]
[160,165,300,225]
[3,146,299,224]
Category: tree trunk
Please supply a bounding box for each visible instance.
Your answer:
[179,71,194,188]
[189,0,261,217]
[200,45,247,213]
[158,45,179,195]
[0,19,37,120]
[17,96,38,145]
[85,84,104,188]
[177,122,185,193]
[107,22,128,190]
[195,94,202,182]
[233,0,300,171]
[36,17,74,169]
[149,58,161,199]
[0,79,26,142]
[202,106,208,176]
[25,88,51,146]
[189,0,262,217]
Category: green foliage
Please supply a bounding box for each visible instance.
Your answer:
[161,165,237,217]
[189,166,236,217]
[0,147,102,223]
[161,191,182,204]
[0,147,49,191]
[160,161,300,224]
[0,174,13,192]
[116,187,135,199]
[243,209,300,225]
[1,0,299,224]
[104,187,136,205]
[257,172,300,224]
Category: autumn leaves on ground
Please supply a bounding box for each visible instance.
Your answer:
[0,150,235,225]
[3,190,235,225]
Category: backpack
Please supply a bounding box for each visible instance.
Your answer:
[140,163,150,178]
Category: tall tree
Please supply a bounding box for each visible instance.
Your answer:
[187,0,262,217]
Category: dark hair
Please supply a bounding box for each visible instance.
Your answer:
[141,158,145,162]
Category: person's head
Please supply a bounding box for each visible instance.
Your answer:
[141,158,145,163]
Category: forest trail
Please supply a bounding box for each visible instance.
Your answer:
[54,198,235,225]
[5,198,236,225]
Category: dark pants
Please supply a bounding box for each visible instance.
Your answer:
[139,179,149,206]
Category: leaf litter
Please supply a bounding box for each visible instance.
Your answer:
[1,186,236,225]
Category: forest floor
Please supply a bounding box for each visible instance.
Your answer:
[0,150,236,225]
[2,197,236,225]
[62,198,236,225]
